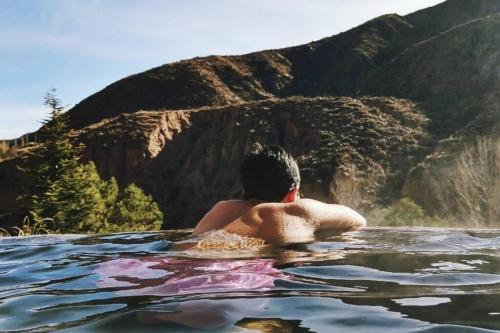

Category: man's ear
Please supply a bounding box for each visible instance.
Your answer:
[282,187,299,203]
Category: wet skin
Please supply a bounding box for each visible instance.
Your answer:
[194,195,367,244]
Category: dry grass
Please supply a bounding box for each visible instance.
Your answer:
[329,166,363,210]
[436,136,500,226]
[0,216,54,237]
[0,227,12,237]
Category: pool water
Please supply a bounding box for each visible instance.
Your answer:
[0,228,499,332]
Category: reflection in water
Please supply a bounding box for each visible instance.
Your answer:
[236,318,314,333]
[393,297,452,306]
[342,294,500,331]
[0,228,499,332]
[135,299,269,330]
[95,258,288,296]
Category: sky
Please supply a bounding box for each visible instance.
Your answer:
[0,0,444,139]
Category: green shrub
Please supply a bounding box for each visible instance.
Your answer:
[105,184,163,233]
[367,198,453,227]
[25,90,164,234]
[32,161,163,234]
[32,162,106,233]
[383,198,425,226]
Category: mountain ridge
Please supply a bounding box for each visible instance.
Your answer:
[1,0,499,229]
[66,0,500,130]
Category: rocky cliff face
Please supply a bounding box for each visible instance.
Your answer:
[2,0,500,228]
[77,97,429,228]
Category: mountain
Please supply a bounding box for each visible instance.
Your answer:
[68,0,500,131]
[1,0,499,229]
[361,14,500,135]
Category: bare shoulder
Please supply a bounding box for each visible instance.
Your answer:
[213,199,244,208]
[193,200,254,236]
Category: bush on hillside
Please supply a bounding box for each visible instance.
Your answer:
[105,184,163,232]
[368,198,450,227]
[383,198,425,226]
[25,90,163,234]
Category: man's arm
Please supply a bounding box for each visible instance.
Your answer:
[296,199,367,232]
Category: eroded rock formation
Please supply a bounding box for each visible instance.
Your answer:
[75,97,429,228]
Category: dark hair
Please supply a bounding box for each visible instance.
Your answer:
[240,146,300,202]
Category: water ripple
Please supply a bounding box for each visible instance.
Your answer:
[0,228,498,332]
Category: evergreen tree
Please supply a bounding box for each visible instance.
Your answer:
[27,89,81,221]
[99,176,119,221]
[24,89,164,234]
[35,89,79,189]
[44,162,107,233]
[106,184,163,232]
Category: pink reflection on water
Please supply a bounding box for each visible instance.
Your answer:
[95,257,288,296]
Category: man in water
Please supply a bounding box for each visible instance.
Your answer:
[194,146,366,243]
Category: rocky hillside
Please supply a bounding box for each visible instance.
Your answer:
[68,0,500,130]
[361,14,500,135]
[1,0,499,228]
[75,97,429,228]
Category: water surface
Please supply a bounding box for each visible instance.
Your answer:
[0,228,499,332]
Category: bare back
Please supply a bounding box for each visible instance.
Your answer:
[193,199,366,244]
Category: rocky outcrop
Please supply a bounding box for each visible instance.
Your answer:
[76,96,429,228]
